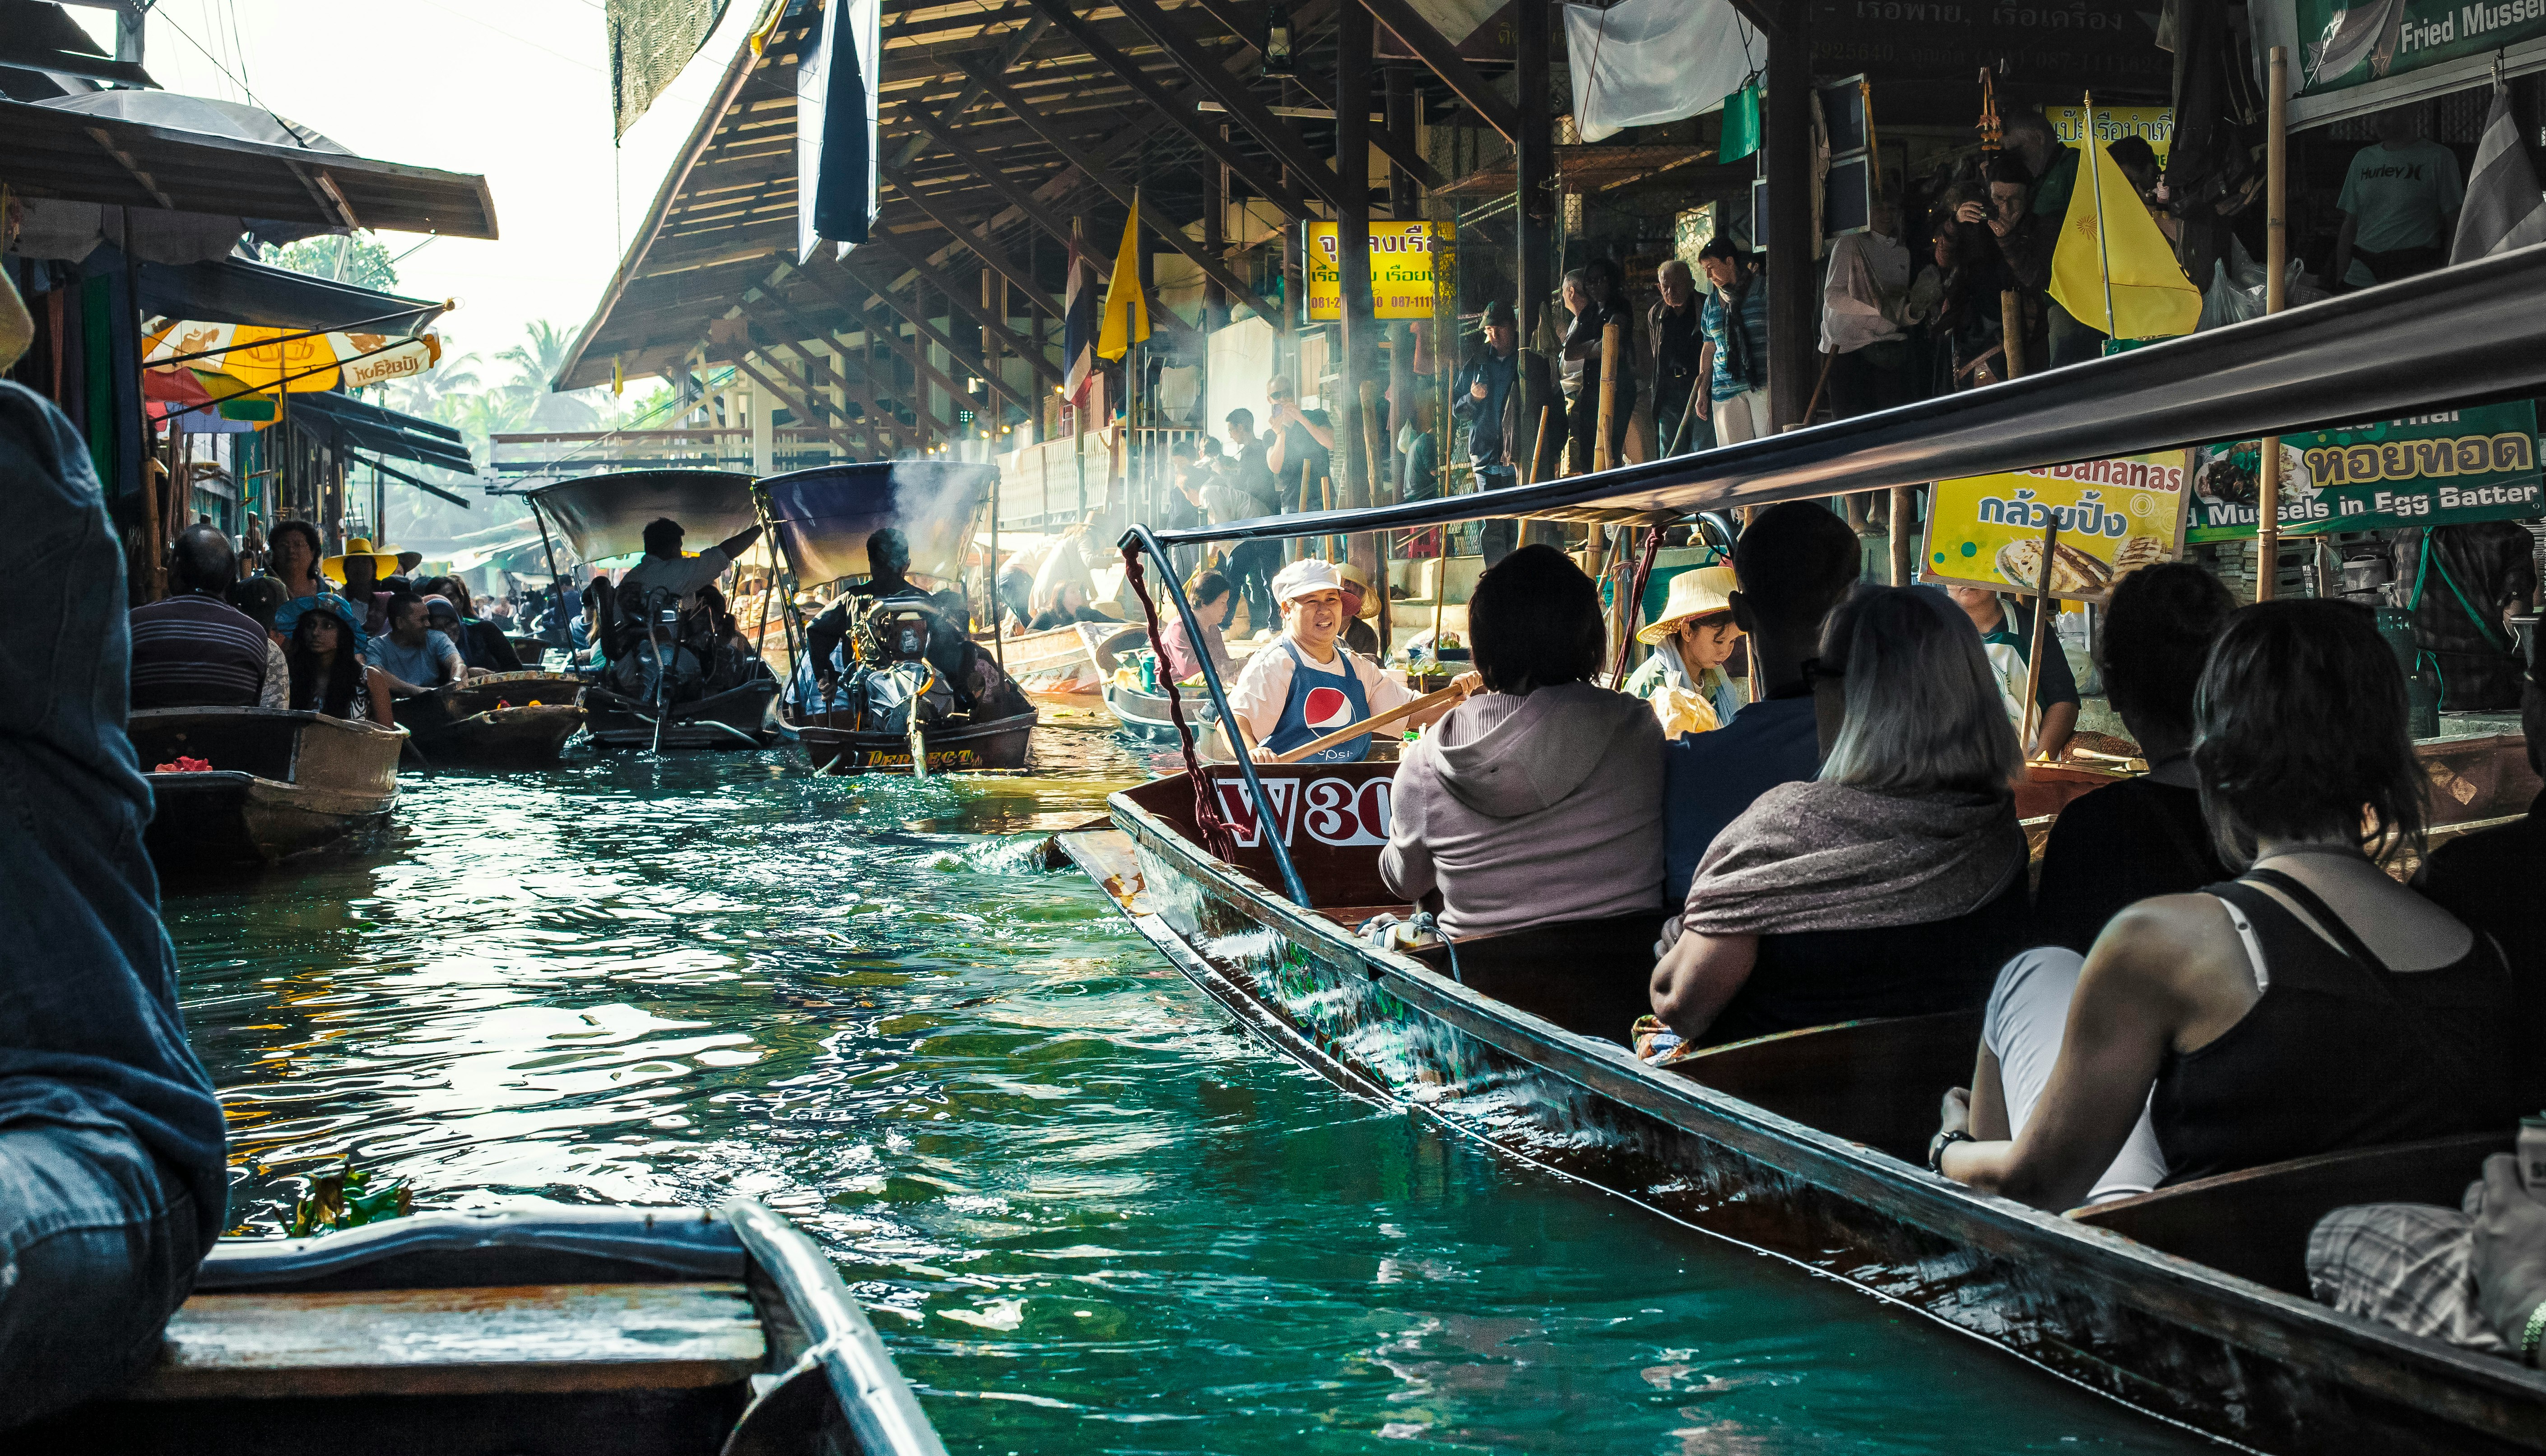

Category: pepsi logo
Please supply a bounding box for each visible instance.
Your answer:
[1303,685,1355,728]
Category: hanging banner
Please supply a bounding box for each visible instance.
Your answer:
[2256,0,2546,127]
[141,323,442,393]
[2184,402,2546,542]
[1922,450,2193,603]
[2045,102,2173,162]
[1303,221,1452,321]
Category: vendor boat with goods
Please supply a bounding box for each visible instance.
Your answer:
[516,468,782,751]
[31,1201,944,1456]
[130,707,405,870]
[390,670,587,767]
[762,460,1036,775]
[1065,251,2546,1455]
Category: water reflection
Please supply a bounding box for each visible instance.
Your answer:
[165,723,2198,1454]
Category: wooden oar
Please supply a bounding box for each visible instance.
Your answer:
[1268,684,1463,764]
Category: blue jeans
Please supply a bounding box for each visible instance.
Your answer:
[0,1122,204,1423]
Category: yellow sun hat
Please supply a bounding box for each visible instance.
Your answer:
[321,537,405,583]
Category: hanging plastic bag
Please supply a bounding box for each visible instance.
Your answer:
[1720,83,1762,164]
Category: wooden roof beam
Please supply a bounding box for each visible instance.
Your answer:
[829,254,1038,414]
[1101,0,1343,208]
[877,165,1062,318]
[1345,0,1516,144]
[1179,0,1446,185]
[900,105,1108,283]
[864,232,1061,388]
[790,270,967,435]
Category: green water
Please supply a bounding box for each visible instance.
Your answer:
[163,724,2209,1453]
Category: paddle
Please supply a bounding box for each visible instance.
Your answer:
[1267,684,1463,764]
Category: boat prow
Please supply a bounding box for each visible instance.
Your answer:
[36,1201,946,1455]
[585,676,780,750]
[392,671,589,767]
[130,707,404,870]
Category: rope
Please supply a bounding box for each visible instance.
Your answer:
[1606,525,1666,686]
[1120,544,1238,863]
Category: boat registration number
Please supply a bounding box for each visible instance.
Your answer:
[1212,776,1392,848]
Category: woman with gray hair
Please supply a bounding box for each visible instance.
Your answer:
[1646,585,2029,1050]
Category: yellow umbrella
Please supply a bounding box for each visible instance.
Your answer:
[141,321,442,393]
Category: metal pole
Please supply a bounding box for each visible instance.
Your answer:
[530,501,569,648]
[2257,48,2290,601]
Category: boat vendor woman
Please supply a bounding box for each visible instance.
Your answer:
[1226,558,1474,762]
[1621,565,1746,740]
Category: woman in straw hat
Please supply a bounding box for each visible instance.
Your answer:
[1335,561,1383,658]
[1621,564,1747,739]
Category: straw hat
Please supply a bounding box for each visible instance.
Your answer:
[1270,557,1345,605]
[321,536,403,584]
[1635,565,1739,645]
[1334,561,1380,620]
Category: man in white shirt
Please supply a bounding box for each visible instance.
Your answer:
[1225,558,1472,762]
[611,515,762,702]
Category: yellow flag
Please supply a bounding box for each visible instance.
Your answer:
[1096,192,1148,362]
[2049,135,2202,341]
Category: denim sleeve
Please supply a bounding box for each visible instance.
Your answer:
[0,382,226,1248]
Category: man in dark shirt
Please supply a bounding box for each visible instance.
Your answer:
[1221,409,1284,634]
[130,524,282,710]
[1650,259,1709,456]
[1448,299,1557,564]
[1661,502,1864,900]
[2416,672,2546,1111]
[0,380,226,1420]
[1560,267,1635,474]
[1264,376,1334,515]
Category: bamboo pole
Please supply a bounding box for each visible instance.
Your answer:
[1890,486,1915,585]
[1999,292,2026,378]
[2020,518,2059,758]
[1594,317,1622,472]
[2256,46,2290,601]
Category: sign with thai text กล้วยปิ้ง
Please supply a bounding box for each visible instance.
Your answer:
[2184,402,2545,543]
[1923,450,2192,603]
[1303,221,1451,321]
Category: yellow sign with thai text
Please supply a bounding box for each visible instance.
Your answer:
[2047,104,2173,164]
[1303,220,1450,321]
[1922,450,2193,603]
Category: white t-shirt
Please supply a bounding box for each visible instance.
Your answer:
[1226,637,1414,747]
[618,547,732,611]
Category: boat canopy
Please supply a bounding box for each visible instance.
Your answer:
[761,459,997,587]
[520,468,760,565]
[1142,245,2546,544]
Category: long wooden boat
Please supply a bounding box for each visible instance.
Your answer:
[584,676,780,750]
[392,671,588,767]
[993,619,1115,698]
[785,704,1038,774]
[1064,759,2546,1453]
[130,707,405,870]
[33,1201,943,1455]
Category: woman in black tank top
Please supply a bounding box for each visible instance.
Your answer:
[1927,601,2532,1210]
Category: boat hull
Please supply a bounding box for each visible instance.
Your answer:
[393,672,588,767]
[130,709,404,869]
[585,680,779,750]
[990,621,1113,698]
[788,707,1037,774]
[1080,764,2546,1456]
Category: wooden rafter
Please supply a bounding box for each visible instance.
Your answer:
[1348,0,1518,144]
[833,254,1038,414]
[877,164,1062,317]
[1102,0,1344,209]
[791,262,997,426]
[899,106,1105,278]
[864,233,1061,388]
[1179,0,1446,188]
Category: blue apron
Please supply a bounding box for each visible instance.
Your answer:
[1264,638,1373,762]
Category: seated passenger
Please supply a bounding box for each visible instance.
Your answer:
[1029,580,1110,631]
[421,594,509,679]
[262,518,329,604]
[0,379,226,1421]
[2030,563,2237,955]
[421,577,522,674]
[129,524,285,710]
[365,592,467,697]
[1930,601,2523,1210]
[1156,570,1235,684]
[1226,558,1471,763]
[1660,502,1862,902]
[1651,585,2030,1049]
[1381,545,1664,1041]
[2307,1149,2546,1357]
[321,537,399,639]
[1336,562,1382,658]
[1621,565,1747,740]
[281,598,393,725]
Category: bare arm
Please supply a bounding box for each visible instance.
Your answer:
[1695,342,1715,418]
[1649,929,1759,1042]
[715,524,765,560]
[2034,700,2079,762]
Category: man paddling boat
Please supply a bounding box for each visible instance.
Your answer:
[1225,559,1473,762]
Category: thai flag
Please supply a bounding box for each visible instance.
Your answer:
[1062,232,1096,408]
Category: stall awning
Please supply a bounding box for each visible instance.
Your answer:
[284,390,475,475]
[2,94,498,239]
[138,256,446,334]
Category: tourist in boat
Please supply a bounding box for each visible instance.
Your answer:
[1336,562,1382,658]
[2029,563,2236,955]
[1929,601,2523,1212]
[230,576,291,651]
[1660,501,1862,901]
[1946,583,2078,761]
[619,516,763,615]
[280,597,393,725]
[1156,570,1235,684]
[1650,585,2030,1050]
[323,537,400,639]
[1226,558,1473,763]
[365,592,470,697]
[263,519,330,603]
[1029,580,1110,631]
[1380,545,1664,1040]
[0,380,226,1421]
[129,524,286,710]
[418,578,523,674]
[2307,1146,2546,1357]
[1621,566,1746,742]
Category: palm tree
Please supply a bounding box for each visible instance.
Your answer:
[497,320,602,431]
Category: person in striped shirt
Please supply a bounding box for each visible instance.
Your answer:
[128,525,285,711]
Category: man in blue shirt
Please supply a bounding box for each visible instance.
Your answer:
[1662,502,1866,902]
[1696,237,1772,444]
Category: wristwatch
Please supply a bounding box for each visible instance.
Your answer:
[1927,1129,1975,1175]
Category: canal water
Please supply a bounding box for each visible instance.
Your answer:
[164,715,2208,1454]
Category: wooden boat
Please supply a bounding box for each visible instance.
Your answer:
[33,1201,944,1455]
[392,671,587,767]
[130,707,404,870]
[584,673,779,750]
[1064,763,2546,1453]
[790,706,1038,774]
[994,619,1115,698]
[506,631,549,663]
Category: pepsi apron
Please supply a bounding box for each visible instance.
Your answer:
[1264,638,1372,762]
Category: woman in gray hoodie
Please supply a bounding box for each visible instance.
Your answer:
[1381,546,1667,1043]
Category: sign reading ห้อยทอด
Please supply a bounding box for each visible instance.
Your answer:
[1923,451,2193,604]
[1303,221,1450,321]
[2184,402,2546,543]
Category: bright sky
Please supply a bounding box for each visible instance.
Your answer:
[74,0,767,376]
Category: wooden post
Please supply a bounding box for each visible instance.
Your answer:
[1514,0,1553,347]
[2020,518,2059,759]
[1336,0,1378,520]
[1999,292,2026,378]
[1595,318,1622,472]
[1765,20,1815,428]
[1889,485,1915,585]
[2256,45,2290,602]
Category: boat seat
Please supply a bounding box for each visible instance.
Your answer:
[1668,1009,1984,1164]
[123,1281,765,1401]
[2067,1131,2510,1295]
